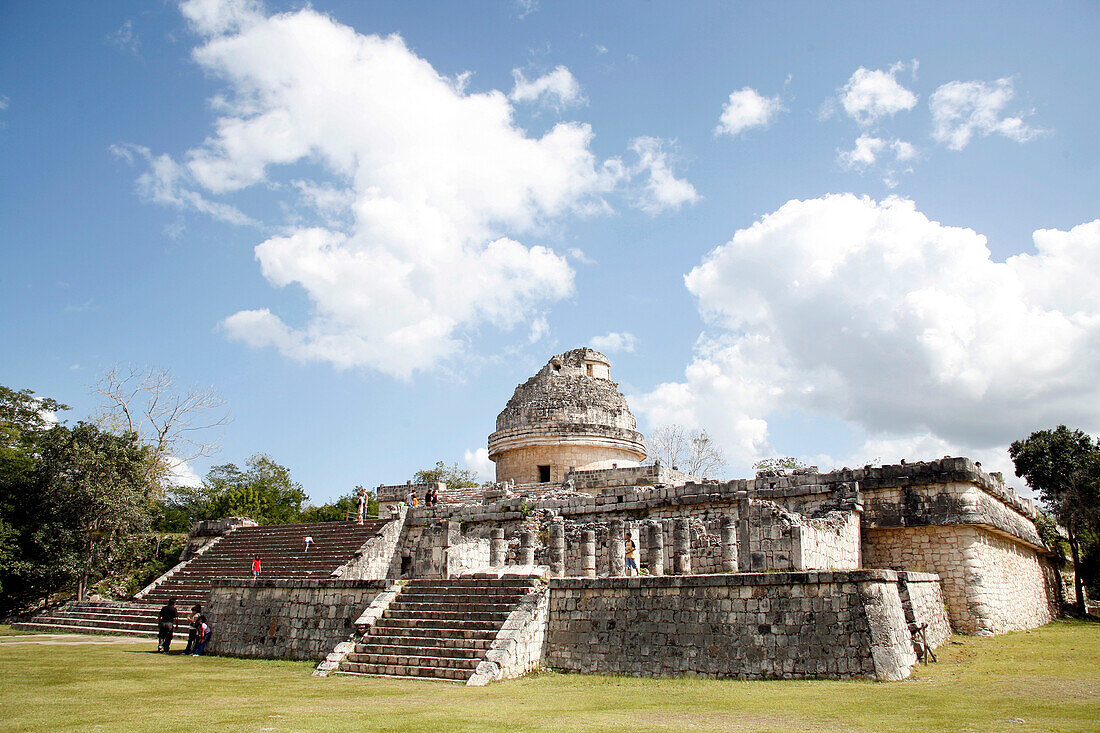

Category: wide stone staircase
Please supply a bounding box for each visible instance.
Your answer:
[336,577,540,682]
[14,519,390,637]
[13,601,165,637]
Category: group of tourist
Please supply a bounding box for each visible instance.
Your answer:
[423,486,440,508]
[156,599,211,656]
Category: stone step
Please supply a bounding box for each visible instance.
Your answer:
[381,609,511,623]
[365,625,498,641]
[11,621,157,637]
[353,642,486,659]
[361,633,495,650]
[337,661,472,681]
[27,615,167,633]
[345,652,481,670]
[332,669,462,684]
[386,601,517,613]
[369,618,500,632]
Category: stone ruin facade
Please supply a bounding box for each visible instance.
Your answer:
[119,347,1067,684]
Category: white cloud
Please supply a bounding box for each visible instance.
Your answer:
[0,95,8,111]
[590,331,637,354]
[637,194,1100,476]
[930,77,1043,150]
[510,66,585,110]
[715,87,785,136]
[528,314,549,343]
[108,19,141,55]
[840,64,917,125]
[514,0,538,19]
[464,447,495,482]
[567,247,595,265]
[594,44,608,56]
[838,135,917,170]
[167,455,204,488]
[128,1,659,378]
[628,137,699,214]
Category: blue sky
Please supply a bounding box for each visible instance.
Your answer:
[2,0,1098,502]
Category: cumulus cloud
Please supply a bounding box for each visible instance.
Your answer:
[510,66,585,110]
[464,447,495,481]
[715,87,785,136]
[528,315,550,343]
[125,0,674,377]
[930,77,1043,150]
[840,64,917,125]
[838,135,917,170]
[166,455,204,488]
[590,331,637,354]
[110,143,257,226]
[628,137,699,214]
[637,195,1100,475]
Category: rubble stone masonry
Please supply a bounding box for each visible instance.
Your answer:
[206,579,386,661]
[545,571,939,680]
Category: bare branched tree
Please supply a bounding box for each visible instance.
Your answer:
[92,366,231,490]
[645,424,727,479]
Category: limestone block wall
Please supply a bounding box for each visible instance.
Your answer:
[863,525,1056,635]
[898,572,953,649]
[468,585,550,686]
[545,571,919,680]
[206,579,386,661]
[331,511,406,580]
[737,500,860,572]
[492,443,642,485]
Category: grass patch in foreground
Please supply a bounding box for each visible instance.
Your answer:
[0,620,1097,732]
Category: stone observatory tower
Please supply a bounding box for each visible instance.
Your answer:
[487,348,647,485]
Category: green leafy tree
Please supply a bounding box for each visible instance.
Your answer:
[202,454,309,525]
[414,461,481,489]
[752,456,810,474]
[1009,426,1100,610]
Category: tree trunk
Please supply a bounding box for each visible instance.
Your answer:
[1067,526,1086,611]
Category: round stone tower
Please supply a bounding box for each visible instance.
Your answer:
[487,348,647,485]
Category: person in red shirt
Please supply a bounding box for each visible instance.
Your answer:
[251,556,261,578]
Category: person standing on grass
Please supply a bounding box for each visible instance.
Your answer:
[183,604,202,654]
[251,555,261,578]
[191,615,211,656]
[157,598,178,653]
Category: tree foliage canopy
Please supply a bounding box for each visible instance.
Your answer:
[414,460,482,489]
[1009,425,1100,609]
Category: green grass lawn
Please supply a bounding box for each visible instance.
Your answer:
[1,621,1097,733]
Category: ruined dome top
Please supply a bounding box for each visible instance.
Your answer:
[492,348,640,434]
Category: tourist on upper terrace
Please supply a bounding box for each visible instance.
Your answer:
[356,488,367,524]
[251,555,261,578]
[157,598,177,653]
[625,538,638,576]
[183,603,202,654]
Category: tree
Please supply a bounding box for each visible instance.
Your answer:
[36,423,155,600]
[645,425,727,479]
[753,457,810,475]
[1009,426,1100,610]
[92,365,230,493]
[198,454,308,525]
[414,461,481,489]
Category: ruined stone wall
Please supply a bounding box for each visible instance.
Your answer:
[206,579,385,661]
[330,511,406,580]
[736,500,860,572]
[898,572,953,649]
[863,524,1055,635]
[545,571,920,680]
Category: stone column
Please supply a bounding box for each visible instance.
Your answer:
[648,521,664,576]
[609,520,626,576]
[720,515,737,573]
[673,518,691,575]
[581,530,596,578]
[549,517,565,577]
[490,528,506,568]
[518,529,536,567]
